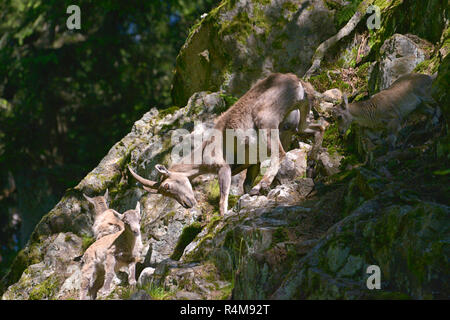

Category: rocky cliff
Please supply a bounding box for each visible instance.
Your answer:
[1,0,449,300]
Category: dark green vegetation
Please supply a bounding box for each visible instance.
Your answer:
[171,222,204,260]
[0,0,219,278]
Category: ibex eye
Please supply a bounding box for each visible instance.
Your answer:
[164,184,170,190]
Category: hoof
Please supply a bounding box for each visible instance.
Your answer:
[249,186,260,196]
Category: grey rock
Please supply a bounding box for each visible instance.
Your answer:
[175,291,202,300]
[138,267,156,287]
[130,290,152,300]
[317,150,343,176]
[172,0,337,106]
[323,88,343,101]
[274,149,308,185]
[370,34,425,93]
[237,194,269,212]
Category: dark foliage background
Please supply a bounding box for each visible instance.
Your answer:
[0,0,219,278]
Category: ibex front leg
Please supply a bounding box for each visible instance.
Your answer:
[218,164,231,215]
[250,127,286,195]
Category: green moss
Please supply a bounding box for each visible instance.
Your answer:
[334,0,363,29]
[217,93,238,114]
[218,11,253,45]
[252,3,272,41]
[28,276,61,300]
[181,213,221,262]
[81,235,95,252]
[217,1,272,45]
[252,0,270,5]
[273,227,289,244]
[282,1,298,13]
[160,119,180,134]
[1,239,44,293]
[228,194,239,210]
[432,54,449,126]
[206,180,220,206]
[309,71,351,94]
[115,286,134,300]
[414,57,439,74]
[218,282,233,299]
[322,123,346,155]
[272,37,285,50]
[170,222,204,260]
[140,283,173,300]
[158,106,180,119]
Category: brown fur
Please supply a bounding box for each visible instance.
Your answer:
[335,73,437,148]
[129,73,312,215]
[79,203,142,300]
[83,190,125,240]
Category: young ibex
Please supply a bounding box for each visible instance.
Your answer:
[79,202,142,300]
[129,73,313,215]
[83,189,124,240]
[334,73,438,148]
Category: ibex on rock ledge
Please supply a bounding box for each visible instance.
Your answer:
[83,189,124,240]
[79,202,142,300]
[129,73,314,215]
[334,73,439,149]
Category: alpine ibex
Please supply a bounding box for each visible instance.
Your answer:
[334,73,438,148]
[129,73,314,215]
[79,202,143,300]
[83,189,124,240]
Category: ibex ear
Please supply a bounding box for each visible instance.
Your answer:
[83,193,94,204]
[155,164,170,177]
[342,94,349,109]
[135,202,141,218]
[104,188,109,203]
[112,210,123,221]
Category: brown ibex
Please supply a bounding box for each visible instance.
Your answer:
[334,73,439,149]
[79,202,142,300]
[129,73,314,215]
[83,189,124,240]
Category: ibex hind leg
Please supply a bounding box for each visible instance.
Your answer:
[243,164,260,194]
[418,94,440,127]
[386,119,401,151]
[80,263,104,300]
[98,254,116,298]
[250,135,286,196]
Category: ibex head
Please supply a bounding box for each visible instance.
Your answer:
[121,202,141,236]
[334,94,353,135]
[83,189,109,214]
[128,165,197,209]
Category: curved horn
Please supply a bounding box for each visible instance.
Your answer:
[128,166,159,190]
[83,193,94,204]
